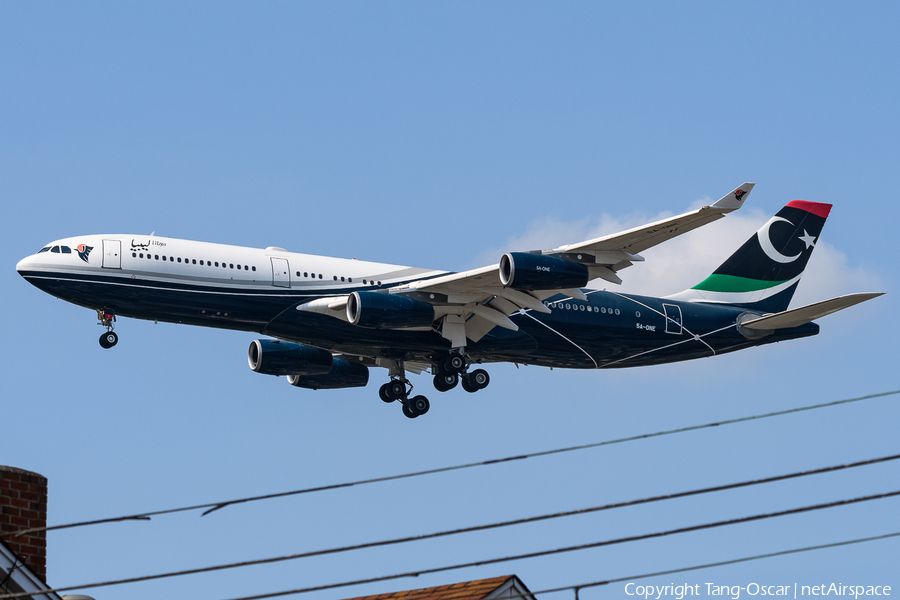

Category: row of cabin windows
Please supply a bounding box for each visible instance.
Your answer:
[39,246,380,286]
[132,252,256,272]
[546,301,621,315]
[295,271,382,286]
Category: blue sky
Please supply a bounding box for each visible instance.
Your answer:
[1,3,898,600]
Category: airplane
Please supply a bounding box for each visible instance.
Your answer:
[16,183,883,418]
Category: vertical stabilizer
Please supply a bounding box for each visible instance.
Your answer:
[666,200,832,312]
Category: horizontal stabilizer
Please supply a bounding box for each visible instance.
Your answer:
[740,292,884,331]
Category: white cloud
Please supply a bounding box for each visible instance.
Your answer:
[469,204,883,306]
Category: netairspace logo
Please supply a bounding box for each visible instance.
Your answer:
[624,583,892,600]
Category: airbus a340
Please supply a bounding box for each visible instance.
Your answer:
[16,184,882,418]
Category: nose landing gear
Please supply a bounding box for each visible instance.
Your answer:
[97,309,118,349]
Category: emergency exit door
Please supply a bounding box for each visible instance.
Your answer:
[662,303,683,335]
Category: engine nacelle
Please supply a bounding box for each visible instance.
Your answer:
[287,358,369,390]
[346,291,435,329]
[499,252,589,290]
[248,339,334,376]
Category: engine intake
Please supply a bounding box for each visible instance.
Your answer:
[499,252,589,290]
[287,358,369,390]
[346,291,435,329]
[248,339,334,376]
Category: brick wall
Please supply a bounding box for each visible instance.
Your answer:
[0,465,47,583]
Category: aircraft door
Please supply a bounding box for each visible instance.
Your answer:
[102,239,121,269]
[662,303,683,335]
[271,257,290,288]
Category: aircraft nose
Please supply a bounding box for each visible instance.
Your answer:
[16,254,35,275]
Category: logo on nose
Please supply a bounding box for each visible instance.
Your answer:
[76,244,93,263]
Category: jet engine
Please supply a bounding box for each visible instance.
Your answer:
[346,291,435,329]
[248,339,334,376]
[499,252,589,291]
[287,358,369,390]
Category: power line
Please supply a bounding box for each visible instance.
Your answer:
[4,486,898,599]
[526,529,900,598]
[186,496,900,600]
[14,388,898,539]
[306,531,900,600]
[16,453,900,593]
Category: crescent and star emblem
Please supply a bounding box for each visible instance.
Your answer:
[757,217,817,263]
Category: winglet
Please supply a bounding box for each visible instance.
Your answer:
[711,182,755,211]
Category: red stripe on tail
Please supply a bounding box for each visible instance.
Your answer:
[787,200,832,219]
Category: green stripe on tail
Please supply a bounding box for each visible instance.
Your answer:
[692,274,788,293]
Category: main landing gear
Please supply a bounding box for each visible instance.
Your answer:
[378,362,430,419]
[97,309,118,349]
[432,353,490,394]
[378,354,491,419]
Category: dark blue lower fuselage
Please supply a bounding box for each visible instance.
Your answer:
[19,268,818,369]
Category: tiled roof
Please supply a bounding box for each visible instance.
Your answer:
[342,576,520,600]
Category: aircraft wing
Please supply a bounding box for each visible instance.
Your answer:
[739,292,884,331]
[556,182,755,256]
[388,183,755,343]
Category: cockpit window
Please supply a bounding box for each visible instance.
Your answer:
[60,246,72,254]
[38,247,50,253]
[51,246,60,253]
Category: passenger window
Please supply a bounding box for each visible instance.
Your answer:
[318,274,322,279]
[341,276,345,282]
[51,246,60,253]
[348,278,352,283]
[252,266,256,271]
[177,258,182,263]
[229,264,234,269]
[132,253,137,258]
[333,276,337,281]
[155,255,159,260]
[61,246,72,254]
[139,253,144,258]
[192,259,197,264]
[304,272,308,277]
[215,262,219,267]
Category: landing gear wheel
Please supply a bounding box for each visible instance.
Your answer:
[409,395,430,416]
[443,354,467,374]
[402,403,418,419]
[379,382,396,403]
[469,369,490,389]
[387,380,406,400]
[461,369,489,393]
[99,331,118,349]
[433,372,458,392]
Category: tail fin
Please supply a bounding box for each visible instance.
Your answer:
[667,200,832,312]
